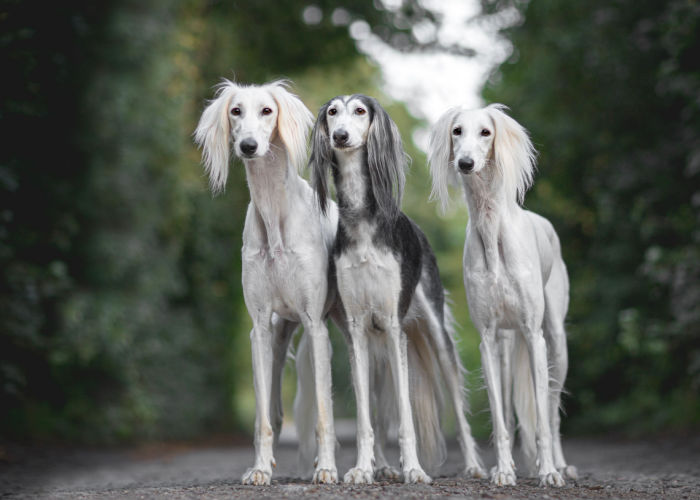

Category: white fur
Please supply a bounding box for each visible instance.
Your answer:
[194,80,341,485]
[428,104,577,487]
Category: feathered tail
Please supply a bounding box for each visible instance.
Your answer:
[405,321,447,474]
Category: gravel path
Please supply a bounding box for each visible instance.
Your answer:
[1,433,698,499]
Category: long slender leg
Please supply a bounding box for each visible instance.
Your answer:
[372,364,400,480]
[270,317,298,450]
[480,327,516,486]
[522,328,564,486]
[387,319,431,484]
[242,309,276,485]
[344,320,375,484]
[303,318,338,484]
[294,333,317,478]
[498,329,516,449]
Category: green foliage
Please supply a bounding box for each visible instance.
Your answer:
[483,0,700,433]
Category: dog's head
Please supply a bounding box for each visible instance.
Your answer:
[194,79,313,193]
[428,104,536,210]
[310,94,406,221]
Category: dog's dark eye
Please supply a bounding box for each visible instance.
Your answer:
[231,107,241,116]
[481,129,491,137]
[453,126,462,136]
[355,107,366,115]
[328,108,337,116]
[262,107,272,115]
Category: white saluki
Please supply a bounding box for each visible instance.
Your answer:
[310,94,485,484]
[194,80,340,485]
[428,104,577,487]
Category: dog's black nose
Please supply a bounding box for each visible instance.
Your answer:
[332,129,349,146]
[458,158,475,173]
[240,138,258,156]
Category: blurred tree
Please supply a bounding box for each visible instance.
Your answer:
[0,0,384,442]
[481,0,700,433]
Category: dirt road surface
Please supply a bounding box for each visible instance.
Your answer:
[2,431,698,499]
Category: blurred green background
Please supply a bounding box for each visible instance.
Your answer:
[1,0,698,444]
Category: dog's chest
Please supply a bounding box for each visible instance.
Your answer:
[335,222,401,318]
[242,245,324,321]
[465,256,539,329]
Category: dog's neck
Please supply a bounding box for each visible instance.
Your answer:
[461,168,517,272]
[332,147,373,224]
[243,136,305,251]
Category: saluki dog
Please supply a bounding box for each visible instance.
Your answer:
[428,104,577,487]
[310,95,485,484]
[194,80,340,485]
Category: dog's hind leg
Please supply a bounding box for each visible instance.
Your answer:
[271,316,299,451]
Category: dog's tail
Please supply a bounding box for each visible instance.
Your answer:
[294,333,317,478]
[406,321,447,474]
[512,332,537,476]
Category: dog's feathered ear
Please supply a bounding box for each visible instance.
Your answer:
[309,101,334,215]
[486,104,536,205]
[428,107,461,212]
[194,79,239,194]
[366,97,406,222]
[267,81,313,172]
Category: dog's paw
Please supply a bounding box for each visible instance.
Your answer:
[374,466,401,481]
[539,469,565,487]
[241,467,271,485]
[490,466,516,486]
[560,465,578,480]
[312,467,338,484]
[464,464,487,479]
[344,467,373,484]
[403,468,431,484]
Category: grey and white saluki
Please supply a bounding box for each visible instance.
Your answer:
[428,104,578,487]
[194,80,340,485]
[310,95,485,484]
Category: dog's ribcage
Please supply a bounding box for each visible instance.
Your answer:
[331,151,430,339]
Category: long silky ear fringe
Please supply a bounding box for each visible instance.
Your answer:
[194,79,240,194]
[428,107,461,212]
[366,97,406,222]
[486,104,537,205]
[309,101,334,215]
[267,80,314,173]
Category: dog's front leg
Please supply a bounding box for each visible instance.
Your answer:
[344,321,375,484]
[522,328,564,487]
[387,320,431,484]
[498,329,516,448]
[479,327,517,486]
[242,309,276,486]
[303,318,338,484]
